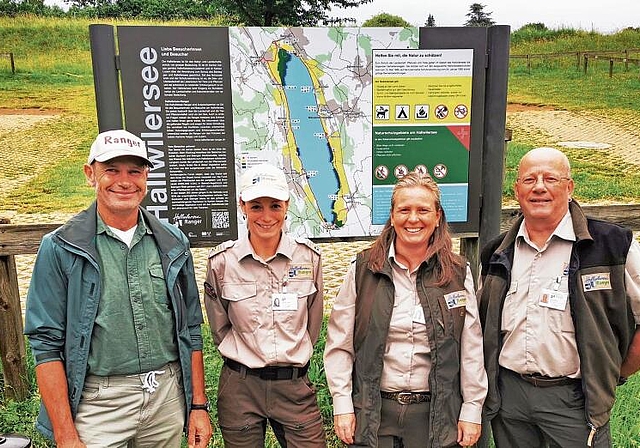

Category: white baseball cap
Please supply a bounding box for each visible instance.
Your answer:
[88,129,153,167]
[239,164,290,202]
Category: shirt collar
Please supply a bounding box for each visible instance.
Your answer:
[517,209,576,249]
[96,209,151,236]
[237,232,293,262]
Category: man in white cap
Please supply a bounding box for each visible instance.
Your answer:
[25,129,212,448]
[204,163,327,447]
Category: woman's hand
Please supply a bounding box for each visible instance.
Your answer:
[334,413,356,445]
[457,420,481,447]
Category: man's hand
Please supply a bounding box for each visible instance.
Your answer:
[457,420,481,447]
[187,409,213,448]
[334,413,356,445]
[55,438,87,448]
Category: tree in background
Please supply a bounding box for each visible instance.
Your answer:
[464,2,494,27]
[425,13,435,27]
[0,0,65,16]
[363,12,410,27]
[213,0,373,26]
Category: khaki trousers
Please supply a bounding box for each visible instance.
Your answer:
[74,361,185,448]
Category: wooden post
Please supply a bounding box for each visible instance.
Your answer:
[583,54,589,74]
[609,59,614,78]
[9,52,15,74]
[460,237,480,288]
[625,50,629,72]
[576,52,581,71]
[526,54,530,74]
[0,220,30,401]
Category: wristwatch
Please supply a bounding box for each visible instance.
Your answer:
[191,401,211,412]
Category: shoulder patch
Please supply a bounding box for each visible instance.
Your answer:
[208,240,235,258]
[295,237,321,255]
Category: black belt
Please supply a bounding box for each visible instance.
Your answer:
[381,391,431,404]
[506,368,580,388]
[224,358,309,380]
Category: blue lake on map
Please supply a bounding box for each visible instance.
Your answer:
[281,51,339,226]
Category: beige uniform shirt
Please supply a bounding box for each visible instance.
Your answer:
[324,243,487,424]
[205,233,323,368]
[499,210,640,377]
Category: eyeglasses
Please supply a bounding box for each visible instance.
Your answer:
[517,175,571,187]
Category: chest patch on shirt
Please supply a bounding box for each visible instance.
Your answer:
[288,264,313,279]
[444,290,467,309]
[582,273,612,291]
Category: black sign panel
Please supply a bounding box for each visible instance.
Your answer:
[117,26,237,243]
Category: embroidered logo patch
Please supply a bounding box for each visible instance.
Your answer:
[444,290,467,309]
[204,281,217,299]
[288,264,313,279]
[581,273,612,291]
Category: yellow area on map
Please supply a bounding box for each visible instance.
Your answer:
[264,42,349,227]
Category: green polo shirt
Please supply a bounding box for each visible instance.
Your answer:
[87,213,179,375]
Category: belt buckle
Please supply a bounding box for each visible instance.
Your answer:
[397,392,413,405]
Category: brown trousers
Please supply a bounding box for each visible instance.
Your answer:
[216,364,326,447]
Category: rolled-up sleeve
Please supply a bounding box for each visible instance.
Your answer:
[182,244,204,351]
[459,265,488,424]
[625,240,640,325]
[323,262,357,415]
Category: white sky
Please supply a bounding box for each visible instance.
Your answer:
[44,0,638,34]
[329,0,639,33]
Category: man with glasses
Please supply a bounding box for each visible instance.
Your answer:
[478,147,640,447]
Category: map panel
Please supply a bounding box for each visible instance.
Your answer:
[229,27,418,238]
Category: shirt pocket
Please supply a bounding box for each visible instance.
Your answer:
[501,289,517,332]
[275,279,317,333]
[222,282,259,333]
[149,263,170,305]
[547,307,575,334]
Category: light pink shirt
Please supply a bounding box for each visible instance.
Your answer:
[499,210,640,377]
[205,233,323,368]
[324,243,487,424]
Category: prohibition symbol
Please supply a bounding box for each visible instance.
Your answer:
[375,165,389,180]
[454,104,468,119]
[434,104,448,119]
[433,164,448,179]
[394,164,409,178]
[414,164,428,176]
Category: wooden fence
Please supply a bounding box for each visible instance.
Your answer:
[2,204,640,399]
[510,48,640,77]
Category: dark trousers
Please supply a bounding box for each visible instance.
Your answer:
[492,368,611,448]
[376,396,431,448]
[216,364,326,447]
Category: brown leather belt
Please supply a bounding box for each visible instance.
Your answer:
[508,368,580,388]
[381,391,431,404]
[224,358,308,380]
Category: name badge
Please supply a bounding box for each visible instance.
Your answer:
[539,288,568,311]
[582,273,612,291]
[444,290,467,309]
[413,305,426,325]
[272,293,298,311]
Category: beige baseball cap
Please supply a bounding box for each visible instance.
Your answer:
[88,129,153,167]
[239,164,290,202]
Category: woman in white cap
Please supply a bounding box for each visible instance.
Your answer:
[204,163,326,447]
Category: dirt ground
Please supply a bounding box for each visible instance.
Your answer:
[3,105,640,309]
